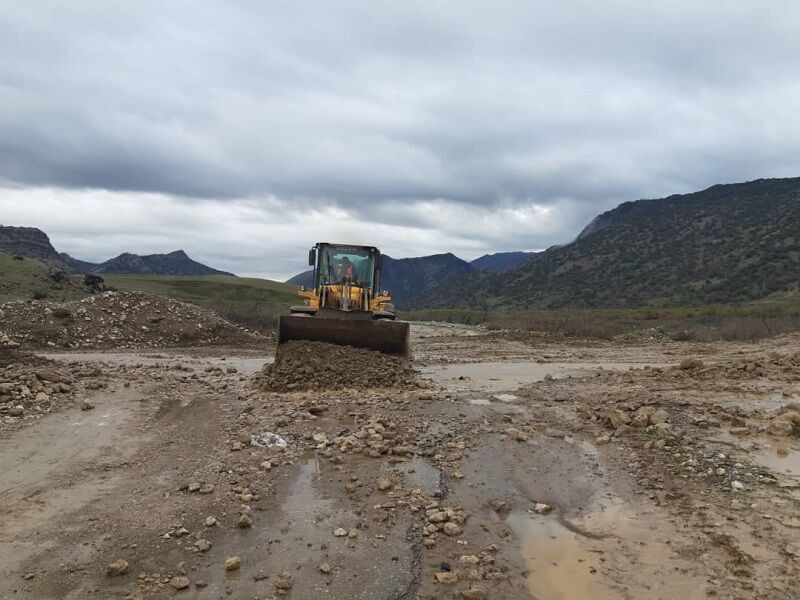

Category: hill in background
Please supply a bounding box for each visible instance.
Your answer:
[0,225,232,276]
[414,177,800,309]
[0,252,88,303]
[469,251,537,273]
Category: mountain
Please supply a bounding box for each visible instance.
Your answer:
[0,225,66,267]
[414,177,800,309]
[286,252,473,306]
[470,251,537,273]
[59,253,100,273]
[87,250,233,276]
[286,269,315,288]
[0,226,233,276]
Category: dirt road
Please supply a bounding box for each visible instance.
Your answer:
[1,323,798,599]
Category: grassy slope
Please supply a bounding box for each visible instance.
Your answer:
[104,274,299,328]
[0,252,87,303]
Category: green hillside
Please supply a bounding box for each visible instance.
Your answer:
[104,274,298,328]
[415,177,800,309]
[0,252,87,303]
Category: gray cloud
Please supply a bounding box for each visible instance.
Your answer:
[1,1,800,277]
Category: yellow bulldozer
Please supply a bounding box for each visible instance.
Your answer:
[277,243,410,357]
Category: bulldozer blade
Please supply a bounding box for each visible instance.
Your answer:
[277,315,410,359]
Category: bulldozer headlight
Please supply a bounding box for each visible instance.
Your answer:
[299,285,306,291]
[381,289,389,296]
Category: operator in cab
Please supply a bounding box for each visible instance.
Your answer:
[336,256,361,285]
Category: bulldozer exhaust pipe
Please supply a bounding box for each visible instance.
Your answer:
[277,315,410,359]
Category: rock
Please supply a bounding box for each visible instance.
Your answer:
[632,413,649,428]
[224,556,241,571]
[435,572,459,584]
[729,427,750,436]
[187,482,201,493]
[460,590,487,600]
[194,539,212,552]
[333,528,347,537]
[443,522,462,536]
[731,480,745,491]
[428,510,448,524]
[199,483,215,494]
[170,576,190,590]
[35,368,63,383]
[238,513,253,528]
[376,476,392,491]
[767,416,795,437]
[595,434,611,445]
[8,405,24,416]
[195,579,208,588]
[274,571,293,590]
[650,409,670,425]
[205,516,217,527]
[607,409,630,428]
[106,559,129,577]
[319,562,332,574]
[533,502,552,515]
[785,542,800,557]
[81,399,95,411]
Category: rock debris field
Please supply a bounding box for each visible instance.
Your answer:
[0,307,798,599]
[0,291,259,349]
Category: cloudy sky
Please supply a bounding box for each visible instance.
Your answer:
[1,1,799,279]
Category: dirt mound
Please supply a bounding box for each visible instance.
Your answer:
[0,291,259,349]
[257,340,417,391]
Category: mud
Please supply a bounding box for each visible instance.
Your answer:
[258,339,418,391]
[0,322,798,599]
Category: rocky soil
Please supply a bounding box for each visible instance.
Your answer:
[257,340,418,392]
[0,291,260,349]
[0,320,798,599]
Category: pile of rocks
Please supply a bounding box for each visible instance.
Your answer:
[330,414,416,458]
[0,291,257,349]
[258,340,417,392]
[422,502,467,547]
[0,362,84,427]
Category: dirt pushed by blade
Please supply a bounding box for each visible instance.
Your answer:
[278,314,410,357]
[257,340,418,392]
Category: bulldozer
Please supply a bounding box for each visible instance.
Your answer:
[277,243,410,358]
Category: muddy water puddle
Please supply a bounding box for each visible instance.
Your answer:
[195,454,419,599]
[717,392,800,412]
[387,455,441,495]
[750,442,800,480]
[498,501,707,600]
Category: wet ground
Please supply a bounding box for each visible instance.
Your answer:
[1,323,798,599]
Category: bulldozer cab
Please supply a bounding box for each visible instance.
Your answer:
[312,243,380,293]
